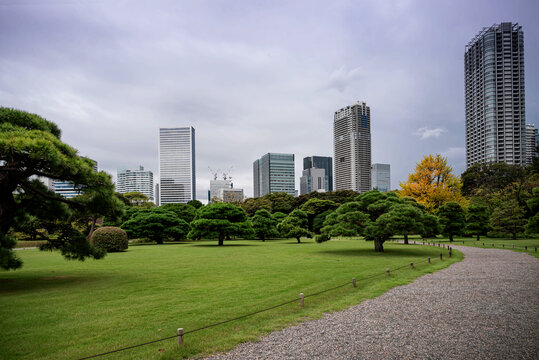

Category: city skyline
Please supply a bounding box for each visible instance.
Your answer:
[1,1,538,200]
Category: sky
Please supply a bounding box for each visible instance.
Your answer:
[1,0,538,201]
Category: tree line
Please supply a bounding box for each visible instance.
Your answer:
[2,108,539,270]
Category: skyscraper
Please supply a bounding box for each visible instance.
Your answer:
[158,127,195,204]
[465,22,525,168]
[300,156,333,195]
[333,101,371,193]
[525,124,538,165]
[253,153,295,197]
[117,166,154,202]
[371,163,390,192]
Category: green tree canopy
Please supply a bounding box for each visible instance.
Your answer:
[382,204,425,244]
[241,197,272,217]
[490,200,527,240]
[123,192,155,208]
[300,198,338,231]
[437,202,466,242]
[187,200,204,209]
[277,209,311,243]
[188,203,253,245]
[461,162,526,197]
[121,208,189,244]
[465,204,490,241]
[160,203,197,223]
[251,209,279,241]
[421,213,441,239]
[319,202,370,239]
[0,108,114,269]
[526,187,539,234]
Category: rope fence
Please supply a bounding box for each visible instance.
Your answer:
[405,238,537,253]
[78,243,452,359]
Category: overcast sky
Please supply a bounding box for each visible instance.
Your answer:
[1,0,538,201]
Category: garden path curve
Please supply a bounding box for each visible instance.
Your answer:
[203,245,539,360]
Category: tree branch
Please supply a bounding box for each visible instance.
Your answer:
[20,180,84,208]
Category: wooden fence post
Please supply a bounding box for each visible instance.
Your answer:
[428,257,431,264]
[352,278,356,288]
[177,328,184,347]
[439,253,443,260]
[299,293,304,307]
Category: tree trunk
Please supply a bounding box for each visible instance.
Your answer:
[374,239,384,252]
[512,232,517,240]
[87,217,97,240]
[403,234,409,244]
[296,237,301,243]
[449,234,453,242]
[218,232,224,246]
[476,234,480,241]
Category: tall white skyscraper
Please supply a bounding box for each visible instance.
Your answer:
[158,127,195,204]
[117,166,154,202]
[334,101,371,193]
[465,23,525,167]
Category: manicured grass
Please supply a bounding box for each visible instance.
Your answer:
[1,238,461,360]
[433,237,539,259]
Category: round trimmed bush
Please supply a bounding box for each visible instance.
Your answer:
[91,226,128,252]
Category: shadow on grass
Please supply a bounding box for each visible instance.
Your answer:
[319,246,442,258]
[0,275,104,295]
[192,243,257,247]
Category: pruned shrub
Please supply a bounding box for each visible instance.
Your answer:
[315,233,330,243]
[91,226,128,252]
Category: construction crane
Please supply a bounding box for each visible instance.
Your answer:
[208,167,220,181]
[222,166,233,181]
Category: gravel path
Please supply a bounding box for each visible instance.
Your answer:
[203,246,539,360]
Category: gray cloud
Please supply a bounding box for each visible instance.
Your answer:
[413,127,447,140]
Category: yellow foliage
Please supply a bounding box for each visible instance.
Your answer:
[399,154,468,212]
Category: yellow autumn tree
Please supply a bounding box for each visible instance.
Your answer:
[399,154,468,212]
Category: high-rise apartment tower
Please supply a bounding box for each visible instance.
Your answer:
[465,22,525,167]
[253,153,295,197]
[158,127,195,204]
[334,101,371,193]
[117,166,154,202]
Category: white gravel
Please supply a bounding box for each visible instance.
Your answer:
[202,246,539,360]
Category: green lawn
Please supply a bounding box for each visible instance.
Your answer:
[430,237,539,259]
[1,238,460,360]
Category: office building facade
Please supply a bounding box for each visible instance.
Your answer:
[117,166,154,202]
[371,163,390,192]
[158,127,195,204]
[334,101,371,193]
[465,22,526,167]
[300,167,326,195]
[253,153,295,197]
[300,156,333,195]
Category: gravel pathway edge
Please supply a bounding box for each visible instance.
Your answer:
[202,246,539,360]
